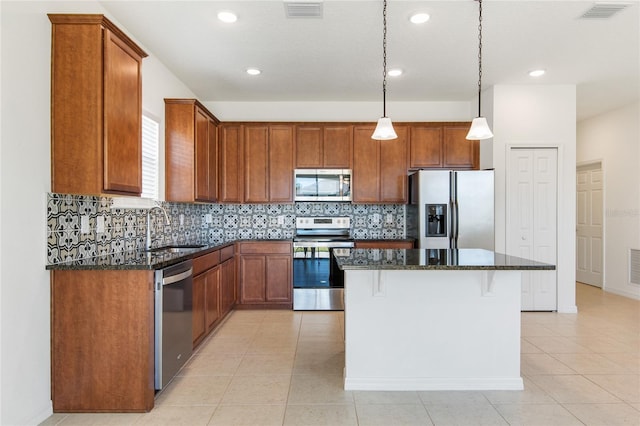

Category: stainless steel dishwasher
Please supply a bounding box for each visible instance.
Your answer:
[155,259,193,390]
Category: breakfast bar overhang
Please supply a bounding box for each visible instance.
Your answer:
[336,248,555,391]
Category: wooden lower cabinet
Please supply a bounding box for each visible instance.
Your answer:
[238,241,292,308]
[220,256,236,316]
[51,270,155,412]
[193,266,221,346]
[355,240,415,249]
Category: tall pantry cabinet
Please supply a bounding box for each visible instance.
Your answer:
[165,99,219,202]
[49,14,147,196]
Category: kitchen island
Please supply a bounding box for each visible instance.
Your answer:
[335,248,554,391]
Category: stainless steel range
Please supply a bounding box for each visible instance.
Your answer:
[293,217,354,310]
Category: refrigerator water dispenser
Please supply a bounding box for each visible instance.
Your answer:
[426,204,447,237]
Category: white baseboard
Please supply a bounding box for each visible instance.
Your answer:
[604,287,640,301]
[23,400,53,426]
[557,304,578,313]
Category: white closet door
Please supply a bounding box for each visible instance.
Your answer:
[507,148,558,311]
[576,163,603,287]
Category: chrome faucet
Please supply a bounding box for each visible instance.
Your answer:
[146,204,171,250]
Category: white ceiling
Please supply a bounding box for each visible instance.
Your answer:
[100,0,640,121]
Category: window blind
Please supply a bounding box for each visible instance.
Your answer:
[141,115,159,200]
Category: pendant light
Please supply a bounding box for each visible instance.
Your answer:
[372,0,398,140]
[466,0,494,140]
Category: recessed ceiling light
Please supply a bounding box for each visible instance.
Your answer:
[218,11,238,23]
[246,68,261,76]
[388,69,403,77]
[529,69,546,77]
[410,13,430,24]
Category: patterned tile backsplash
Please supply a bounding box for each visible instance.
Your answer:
[46,193,406,265]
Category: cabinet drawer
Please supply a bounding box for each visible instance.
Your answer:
[220,245,235,262]
[238,241,292,255]
[193,251,220,276]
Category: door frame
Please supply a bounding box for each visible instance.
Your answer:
[576,159,606,288]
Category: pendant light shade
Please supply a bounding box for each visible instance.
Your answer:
[466,0,493,141]
[372,117,398,140]
[466,117,493,140]
[372,0,397,140]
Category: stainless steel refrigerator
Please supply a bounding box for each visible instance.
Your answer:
[406,170,494,250]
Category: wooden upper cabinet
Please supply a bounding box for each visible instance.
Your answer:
[269,125,294,203]
[295,126,323,168]
[165,99,219,203]
[49,14,147,196]
[409,123,478,170]
[353,125,408,204]
[295,124,352,168]
[219,124,244,203]
[443,126,479,169]
[243,125,270,203]
[409,125,443,168]
[244,124,294,203]
[353,126,381,203]
[380,126,409,203]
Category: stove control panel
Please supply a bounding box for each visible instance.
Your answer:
[295,216,350,229]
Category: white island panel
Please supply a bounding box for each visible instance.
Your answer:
[343,269,523,391]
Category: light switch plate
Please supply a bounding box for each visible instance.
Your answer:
[80,215,90,234]
[205,213,213,223]
[96,215,105,233]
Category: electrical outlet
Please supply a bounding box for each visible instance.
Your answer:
[96,215,105,233]
[205,213,213,223]
[372,213,381,224]
[277,215,285,225]
[386,213,394,224]
[80,215,90,234]
[179,214,185,226]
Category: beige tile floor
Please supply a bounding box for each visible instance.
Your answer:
[42,283,639,425]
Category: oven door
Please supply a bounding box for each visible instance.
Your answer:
[292,240,353,310]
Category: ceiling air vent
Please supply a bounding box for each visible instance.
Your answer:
[284,2,323,19]
[579,2,631,19]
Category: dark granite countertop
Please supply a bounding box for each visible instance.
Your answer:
[46,239,289,271]
[336,248,555,271]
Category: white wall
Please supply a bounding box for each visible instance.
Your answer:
[491,85,577,313]
[206,101,473,122]
[577,102,640,300]
[0,2,195,424]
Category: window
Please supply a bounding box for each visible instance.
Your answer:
[141,114,159,200]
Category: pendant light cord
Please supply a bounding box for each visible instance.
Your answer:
[476,0,483,117]
[382,0,388,117]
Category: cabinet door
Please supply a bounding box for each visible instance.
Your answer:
[409,126,442,168]
[379,126,408,203]
[323,125,353,168]
[194,107,210,201]
[269,125,294,203]
[219,125,243,203]
[296,126,323,168]
[192,273,206,345]
[265,255,292,302]
[220,258,236,315]
[352,126,380,203]
[205,266,220,332]
[207,120,219,201]
[443,126,479,169]
[103,29,143,195]
[244,126,269,203]
[239,255,266,303]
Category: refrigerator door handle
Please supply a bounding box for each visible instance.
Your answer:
[454,200,460,248]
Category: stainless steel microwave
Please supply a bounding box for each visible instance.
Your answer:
[294,169,351,202]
